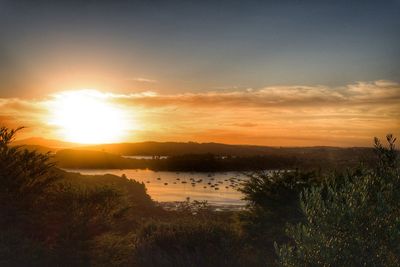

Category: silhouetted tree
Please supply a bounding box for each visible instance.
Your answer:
[0,127,59,226]
[0,127,123,266]
[0,127,60,265]
[238,170,318,264]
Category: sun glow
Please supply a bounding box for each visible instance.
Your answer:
[48,90,128,144]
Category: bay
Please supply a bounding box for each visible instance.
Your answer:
[63,169,257,206]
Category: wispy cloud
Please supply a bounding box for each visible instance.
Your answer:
[0,80,399,146]
[128,77,158,83]
[112,80,399,108]
[108,80,400,146]
[232,122,258,128]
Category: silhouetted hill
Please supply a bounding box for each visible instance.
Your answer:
[14,138,373,157]
[18,144,56,154]
[54,149,137,169]
[80,142,372,158]
[54,147,375,171]
[13,137,79,149]
[80,142,272,156]
[16,138,375,171]
[56,168,154,208]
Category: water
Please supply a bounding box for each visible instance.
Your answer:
[64,169,253,206]
[121,155,168,159]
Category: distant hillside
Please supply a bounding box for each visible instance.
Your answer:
[80,142,276,156]
[54,149,138,169]
[57,168,154,208]
[80,142,372,158]
[13,137,79,149]
[14,138,374,165]
[18,145,56,154]
[53,147,375,171]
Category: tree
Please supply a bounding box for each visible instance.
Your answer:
[276,135,400,266]
[239,170,318,264]
[0,127,122,266]
[0,127,60,265]
[0,127,59,230]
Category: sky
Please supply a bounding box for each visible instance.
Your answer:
[0,0,399,146]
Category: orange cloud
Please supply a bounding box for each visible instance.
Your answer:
[0,80,399,146]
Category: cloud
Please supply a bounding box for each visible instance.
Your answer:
[128,77,158,83]
[107,80,400,146]
[110,80,400,110]
[232,122,258,128]
[0,80,399,146]
[0,98,53,138]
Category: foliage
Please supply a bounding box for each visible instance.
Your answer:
[238,170,318,265]
[239,170,318,236]
[132,218,245,267]
[0,127,60,266]
[89,232,136,267]
[0,127,126,266]
[43,185,121,265]
[276,134,400,266]
[0,127,59,227]
[173,198,212,217]
[240,170,318,210]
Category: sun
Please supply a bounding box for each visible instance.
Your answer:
[48,90,128,144]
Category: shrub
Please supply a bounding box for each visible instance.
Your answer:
[237,170,318,265]
[132,218,245,267]
[276,135,400,266]
[0,127,124,265]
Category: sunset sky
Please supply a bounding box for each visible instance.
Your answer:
[0,0,399,146]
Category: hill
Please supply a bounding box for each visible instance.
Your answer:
[15,138,375,171]
[13,137,79,149]
[53,147,375,171]
[14,137,372,157]
[78,142,372,158]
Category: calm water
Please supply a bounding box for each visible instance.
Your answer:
[121,155,168,159]
[64,169,255,206]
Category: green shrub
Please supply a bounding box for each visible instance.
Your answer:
[276,135,400,266]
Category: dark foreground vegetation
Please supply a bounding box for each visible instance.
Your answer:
[1,126,399,266]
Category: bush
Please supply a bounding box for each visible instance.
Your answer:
[0,127,124,266]
[240,171,317,237]
[132,218,246,267]
[276,135,400,266]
